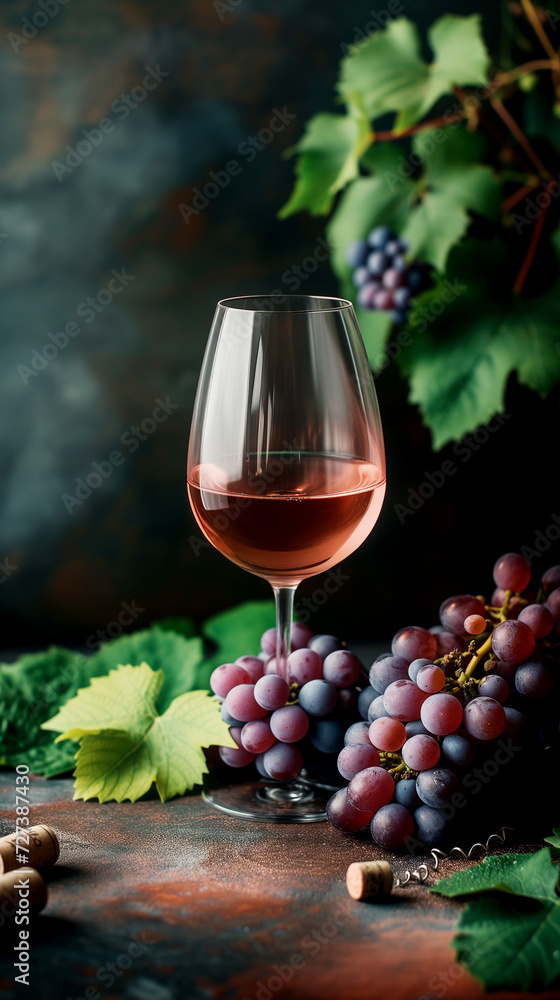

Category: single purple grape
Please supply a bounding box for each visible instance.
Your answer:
[358,281,380,309]
[353,266,370,287]
[373,289,394,310]
[392,287,411,309]
[382,268,407,290]
[385,238,408,255]
[367,225,393,249]
[367,250,389,275]
[345,239,368,268]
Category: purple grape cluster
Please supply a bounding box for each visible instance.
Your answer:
[211,624,366,782]
[329,552,560,852]
[345,225,429,324]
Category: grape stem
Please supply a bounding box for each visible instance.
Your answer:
[463,590,511,679]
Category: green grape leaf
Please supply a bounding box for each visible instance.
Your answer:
[0,647,90,776]
[86,627,206,713]
[338,15,489,131]
[452,894,560,991]
[544,829,560,857]
[432,850,560,991]
[354,308,394,368]
[360,140,409,177]
[402,128,500,271]
[403,305,514,451]
[432,849,560,902]
[43,665,235,802]
[278,109,371,218]
[399,238,560,448]
[506,276,560,397]
[202,600,276,671]
[1,739,80,779]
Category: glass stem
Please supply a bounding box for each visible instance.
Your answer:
[273,585,296,683]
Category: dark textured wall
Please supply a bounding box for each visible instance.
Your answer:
[0,0,557,649]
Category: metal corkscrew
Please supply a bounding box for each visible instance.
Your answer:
[346,827,513,900]
[392,825,513,887]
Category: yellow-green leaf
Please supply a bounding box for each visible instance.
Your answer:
[43,664,236,802]
[42,663,161,742]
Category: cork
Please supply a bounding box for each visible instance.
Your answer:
[346,860,393,900]
[0,825,60,875]
[0,867,48,916]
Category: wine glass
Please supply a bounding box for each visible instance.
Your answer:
[187,294,386,820]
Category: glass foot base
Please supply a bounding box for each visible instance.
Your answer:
[202,777,337,822]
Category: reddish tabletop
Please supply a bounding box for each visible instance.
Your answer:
[0,775,556,1000]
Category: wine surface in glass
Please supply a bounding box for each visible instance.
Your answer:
[188,453,385,586]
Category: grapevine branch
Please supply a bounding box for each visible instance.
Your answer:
[520,0,560,67]
[363,22,559,295]
[451,85,537,177]
[374,111,465,142]
[490,96,553,180]
[514,177,558,293]
[501,181,539,213]
[493,58,560,85]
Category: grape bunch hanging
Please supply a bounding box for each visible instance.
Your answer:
[345,226,431,324]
